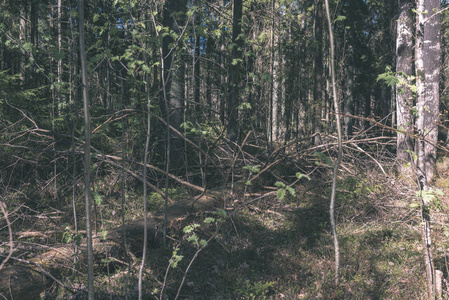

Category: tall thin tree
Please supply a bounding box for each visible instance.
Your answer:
[78,0,94,298]
[324,0,343,285]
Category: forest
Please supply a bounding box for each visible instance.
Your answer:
[1,0,449,299]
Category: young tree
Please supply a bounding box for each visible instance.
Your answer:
[324,0,343,285]
[78,0,94,298]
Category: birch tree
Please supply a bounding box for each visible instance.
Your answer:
[422,0,441,182]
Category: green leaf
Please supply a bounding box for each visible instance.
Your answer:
[169,247,184,268]
[296,172,310,180]
[213,208,227,218]
[237,102,251,110]
[232,58,242,66]
[183,223,200,234]
[334,15,347,23]
[204,217,216,224]
[100,230,108,240]
[243,165,260,173]
[94,192,103,206]
[22,42,33,52]
[286,186,296,197]
[187,233,199,244]
[277,189,286,201]
[274,181,285,188]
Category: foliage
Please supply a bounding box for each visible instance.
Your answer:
[233,278,275,299]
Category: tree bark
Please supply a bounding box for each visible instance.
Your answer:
[395,0,414,172]
[423,0,441,182]
[415,0,439,297]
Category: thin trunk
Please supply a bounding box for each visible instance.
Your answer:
[78,0,94,298]
[344,44,354,138]
[227,0,243,142]
[313,0,323,145]
[19,4,26,84]
[138,73,151,300]
[270,0,279,142]
[119,69,130,300]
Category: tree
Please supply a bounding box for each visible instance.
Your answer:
[395,0,414,172]
[415,0,441,298]
[324,0,343,285]
[313,0,323,145]
[161,0,188,166]
[422,0,441,183]
[226,0,243,142]
[78,0,94,298]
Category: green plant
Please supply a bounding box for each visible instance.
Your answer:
[234,278,275,299]
[62,226,82,245]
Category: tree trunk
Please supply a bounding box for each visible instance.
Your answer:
[344,44,354,138]
[227,0,243,142]
[78,0,94,298]
[423,0,441,182]
[396,0,414,173]
[270,0,279,142]
[313,0,323,145]
[161,0,187,166]
[415,0,439,297]
[324,0,343,285]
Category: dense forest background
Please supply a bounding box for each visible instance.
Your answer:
[2,0,449,299]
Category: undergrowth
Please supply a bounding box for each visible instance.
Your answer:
[83,161,440,299]
[9,158,449,299]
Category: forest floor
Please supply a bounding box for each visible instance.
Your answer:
[3,155,449,299]
[134,156,449,299]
